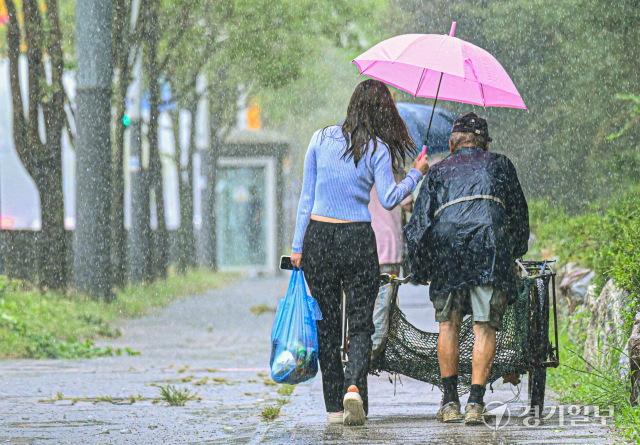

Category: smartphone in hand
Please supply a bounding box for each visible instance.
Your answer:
[279,255,294,271]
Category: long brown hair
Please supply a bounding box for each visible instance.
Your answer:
[334,79,417,171]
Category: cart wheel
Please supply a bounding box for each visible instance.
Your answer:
[528,277,550,413]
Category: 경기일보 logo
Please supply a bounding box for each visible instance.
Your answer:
[483,401,511,430]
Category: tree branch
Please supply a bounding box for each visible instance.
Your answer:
[22,0,45,159]
[169,36,219,103]
[44,0,65,154]
[157,2,194,73]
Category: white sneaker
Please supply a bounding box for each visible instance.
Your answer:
[327,412,344,424]
[343,386,366,426]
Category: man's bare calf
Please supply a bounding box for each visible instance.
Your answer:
[437,312,497,385]
[437,311,497,423]
[437,310,463,378]
[471,321,496,386]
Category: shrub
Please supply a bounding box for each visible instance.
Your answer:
[528,187,640,327]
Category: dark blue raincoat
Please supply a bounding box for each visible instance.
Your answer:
[405,146,529,304]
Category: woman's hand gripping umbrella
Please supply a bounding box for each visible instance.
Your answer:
[352,22,528,157]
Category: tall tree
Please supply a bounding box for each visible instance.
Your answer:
[141,0,168,280]
[172,105,196,273]
[5,0,68,290]
[150,0,324,270]
[110,0,135,288]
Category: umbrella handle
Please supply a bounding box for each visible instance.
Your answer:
[422,22,455,158]
[422,71,444,158]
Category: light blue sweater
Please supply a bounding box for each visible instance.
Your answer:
[292,126,423,253]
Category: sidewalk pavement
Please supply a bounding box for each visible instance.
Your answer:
[0,274,615,444]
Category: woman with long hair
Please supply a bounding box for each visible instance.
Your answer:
[290,79,430,425]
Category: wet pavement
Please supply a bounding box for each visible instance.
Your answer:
[0,275,615,444]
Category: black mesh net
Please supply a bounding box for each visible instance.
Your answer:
[370,276,535,395]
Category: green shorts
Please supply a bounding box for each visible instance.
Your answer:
[433,284,507,331]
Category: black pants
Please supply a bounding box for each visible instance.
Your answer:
[303,220,380,414]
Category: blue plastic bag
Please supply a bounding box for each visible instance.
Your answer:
[270,269,323,385]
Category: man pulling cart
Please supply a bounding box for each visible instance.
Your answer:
[405,112,529,424]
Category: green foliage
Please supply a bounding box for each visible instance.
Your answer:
[277,384,295,397]
[250,304,276,316]
[528,189,640,325]
[548,311,640,442]
[606,94,640,140]
[0,270,235,358]
[24,335,113,359]
[94,395,115,404]
[260,404,281,422]
[157,385,199,406]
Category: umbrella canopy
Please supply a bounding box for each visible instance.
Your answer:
[353,22,526,156]
[396,103,455,155]
[353,33,527,110]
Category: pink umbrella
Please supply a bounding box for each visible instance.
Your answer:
[353,22,527,156]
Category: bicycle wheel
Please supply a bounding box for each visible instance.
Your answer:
[528,276,550,412]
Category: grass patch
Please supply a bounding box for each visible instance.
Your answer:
[157,385,199,406]
[277,385,294,396]
[193,377,209,386]
[250,304,277,316]
[39,394,147,405]
[546,293,638,441]
[260,405,281,422]
[0,271,236,358]
[23,335,136,359]
[532,195,640,442]
[549,346,640,441]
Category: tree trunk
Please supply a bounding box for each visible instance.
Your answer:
[172,109,187,274]
[4,0,67,290]
[184,101,197,269]
[144,0,168,280]
[129,119,153,283]
[38,0,67,290]
[110,0,131,289]
[200,78,231,270]
[1,231,38,282]
[33,157,66,291]
[111,72,128,288]
[127,51,153,284]
[174,103,196,274]
[3,0,36,283]
[74,0,115,300]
